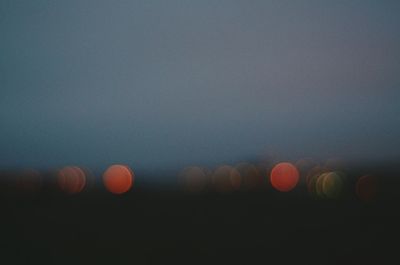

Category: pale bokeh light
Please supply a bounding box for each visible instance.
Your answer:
[212,165,241,192]
[307,170,345,199]
[306,166,329,193]
[295,158,316,174]
[324,158,344,171]
[235,163,262,191]
[322,171,345,199]
[315,172,329,198]
[58,166,86,194]
[181,166,208,192]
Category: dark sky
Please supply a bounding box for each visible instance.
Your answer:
[1,0,400,171]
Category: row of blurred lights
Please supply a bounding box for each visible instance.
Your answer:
[180,162,377,201]
[2,165,134,195]
[1,161,377,201]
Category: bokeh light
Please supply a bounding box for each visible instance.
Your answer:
[58,166,86,194]
[356,175,378,202]
[315,172,328,198]
[324,157,344,171]
[307,170,346,199]
[212,165,241,192]
[305,166,326,186]
[181,166,208,192]
[270,162,299,192]
[295,158,316,176]
[235,163,262,191]
[16,169,42,195]
[103,164,134,194]
[307,173,321,196]
[322,172,345,199]
[80,167,96,191]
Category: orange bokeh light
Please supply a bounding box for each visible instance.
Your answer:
[58,166,86,194]
[270,162,299,192]
[103,165,134,194]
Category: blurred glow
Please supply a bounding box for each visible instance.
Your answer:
[295,158,316,174]
[103,164,134,194]
[322,172,344,199]
[307,173,320,196]
[80,167,96,191]
[306,166,328,192]
[58,166,86,194]
[230,168,242,191]
[181,166,208,192]
[356,175,377,202]
[270,162,299,192]
[324,158,344,171]
[307,170,345,199]
[305,166,319,184]
[16,170,42,194]
[315,172,328,198]
[212,165,241,192]
[235,163,261,191]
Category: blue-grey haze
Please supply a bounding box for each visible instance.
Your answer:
[1,1,400,173]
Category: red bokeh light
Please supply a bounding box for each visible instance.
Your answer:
[103,165,134,194]
[356,175,377,201]
[270,162,300,192]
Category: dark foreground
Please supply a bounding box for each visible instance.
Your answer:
[0,166,399,265]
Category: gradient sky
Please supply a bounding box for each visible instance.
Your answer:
[1,0,400,171]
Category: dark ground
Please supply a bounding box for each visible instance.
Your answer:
[0,164,399,265]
